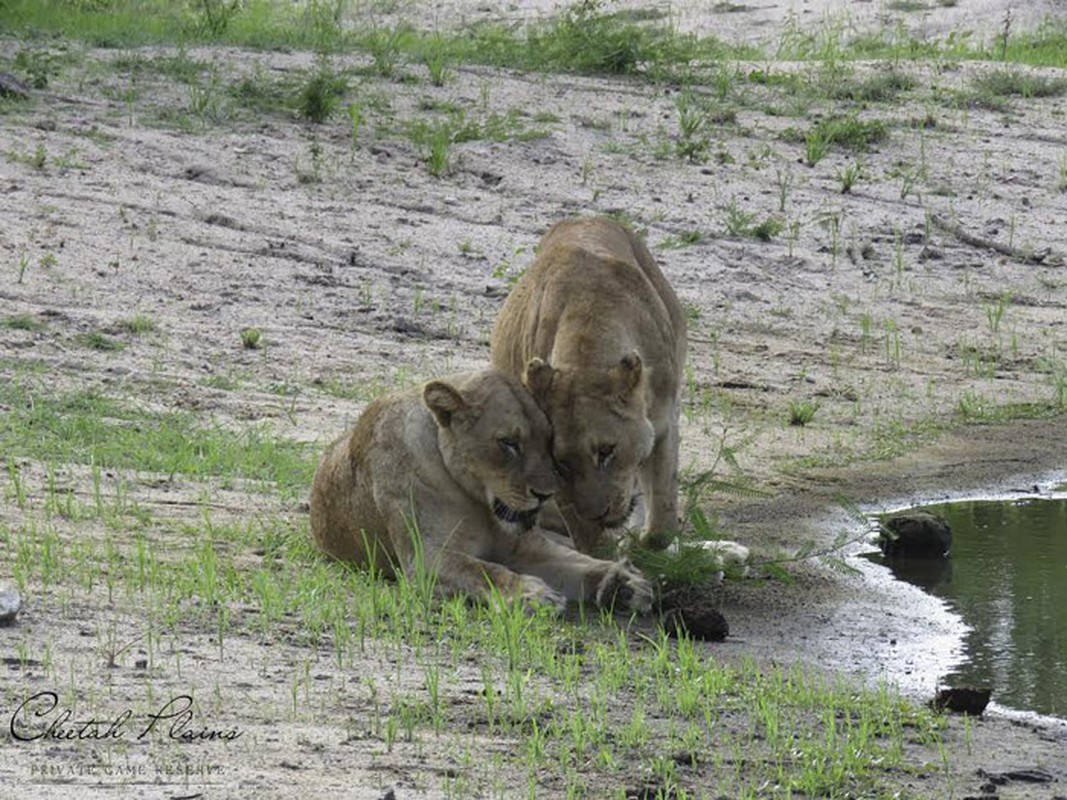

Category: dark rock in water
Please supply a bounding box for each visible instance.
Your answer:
[660,587,729,641]
[880,510,952,557]
[0,584,22,625]
[931,686,991,715]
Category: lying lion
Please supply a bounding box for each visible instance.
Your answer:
[491,217,687,556]
[309,368,653,613]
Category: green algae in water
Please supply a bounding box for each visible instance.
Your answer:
[885,498,1067,717]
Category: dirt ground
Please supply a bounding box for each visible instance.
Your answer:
[2,0,1067,797]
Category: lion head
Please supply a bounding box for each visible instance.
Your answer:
[423,370,560,530]
[525,353,654,528]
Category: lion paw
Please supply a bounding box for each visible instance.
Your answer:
[595,560,653,614]
[514,575,566,615]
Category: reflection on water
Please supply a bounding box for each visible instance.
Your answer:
[880,498,1067,718]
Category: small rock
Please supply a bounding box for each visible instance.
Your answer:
[879,510,951,558]
[931,686,991,715]
[0,584,22,625]
[998,769,1055,784]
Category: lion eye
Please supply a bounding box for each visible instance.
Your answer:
[498,437,521,457]
[595,444,615,469]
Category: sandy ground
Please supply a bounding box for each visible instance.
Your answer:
[2,0,1067,797]
[388,0,1064,46]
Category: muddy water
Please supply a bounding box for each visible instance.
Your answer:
[881,497,1067,717]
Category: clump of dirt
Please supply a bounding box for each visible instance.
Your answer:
[660,585,730,641]
[933,686,994,715]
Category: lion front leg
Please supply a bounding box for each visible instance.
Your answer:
[591,558,654,614]
[424,549,566,613]
[500,530,653,614]
[386,513,565,612]
[640,422,681,551]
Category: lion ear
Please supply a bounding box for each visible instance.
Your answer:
[612,350,644,399]
[423,381,468,428]
[523,357,557,402]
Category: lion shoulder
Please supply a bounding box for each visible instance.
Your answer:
[493,216,685,392]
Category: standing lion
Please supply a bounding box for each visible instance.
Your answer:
[490,217,687,556]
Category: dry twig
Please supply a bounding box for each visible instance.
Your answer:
[931,213,1057,265]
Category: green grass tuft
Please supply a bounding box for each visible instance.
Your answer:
[970,67,1067,98]
[2,314,45,332]
[80,331,125,351]
[0,379,314,496]
[829,70,916,102]
[298,62,347,123]
[240,327,263,349]
[789,400,821,426]
[118,314,157,335]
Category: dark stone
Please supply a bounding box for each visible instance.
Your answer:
[879,510,952,558]
[978,767,1056,785]
[2,656,42,668]
[997,769,1055,784]
[931,686,991,715]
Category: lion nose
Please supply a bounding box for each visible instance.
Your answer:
[531,489,554,503]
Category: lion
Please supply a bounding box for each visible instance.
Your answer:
[309,367,653,613]
[490,217,687,556]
